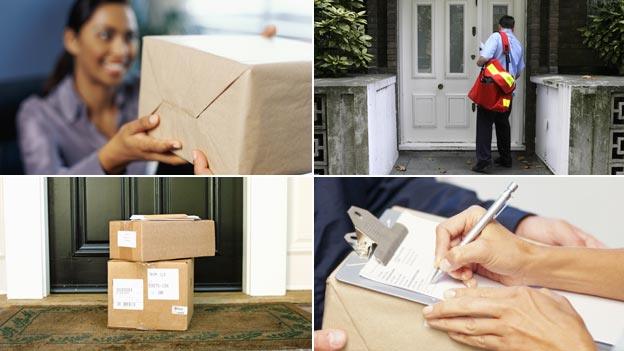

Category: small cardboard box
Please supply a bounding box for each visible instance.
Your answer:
[322,208,477,351]
[108,259,194,331]
[138,35,313,175]
[109,218,215,262]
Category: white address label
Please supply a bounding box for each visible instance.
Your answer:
[113,279,143,310]
[172,305,188,315]
[117,231,137,248]
[147,268,179,300]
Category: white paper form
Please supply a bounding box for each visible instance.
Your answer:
[360,211,624,345]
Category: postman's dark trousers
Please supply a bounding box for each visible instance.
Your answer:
[476,104,512,164]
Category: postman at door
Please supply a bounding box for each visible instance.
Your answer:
[138,35,313,175]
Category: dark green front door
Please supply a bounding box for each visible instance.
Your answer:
[48,177,243,293]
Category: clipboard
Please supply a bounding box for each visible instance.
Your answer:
[335,207,614,350]
[337,208,438,306]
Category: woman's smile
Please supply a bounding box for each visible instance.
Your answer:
[102,60,128,77]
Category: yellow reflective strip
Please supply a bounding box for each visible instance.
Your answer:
[502,99,511,107]
[499,72,515,87]
[486,64,500,76]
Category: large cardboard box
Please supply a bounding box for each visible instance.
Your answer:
[322,208,477,351]
[108,259,194,331]
[109,219,215,262]
[138,35,312,175]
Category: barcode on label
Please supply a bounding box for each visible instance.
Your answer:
[116,302,139,308]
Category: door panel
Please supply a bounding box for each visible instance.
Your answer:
[399,0,526,149]
[412,94,436,127]
[48,177,243,293]
[401,0,477,145]
[447,95,469,128]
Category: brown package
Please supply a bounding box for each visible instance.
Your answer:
[138,35,313,175]
[108,259,194,331]
[109,219,215,262]
[322,208,477,351]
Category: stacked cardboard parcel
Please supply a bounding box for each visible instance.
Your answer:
[107,214,215,331]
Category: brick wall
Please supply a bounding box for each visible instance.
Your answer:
[366,0,379,68]
[525,0,542,153]
[366,0,397,74]
[558,0,616,74]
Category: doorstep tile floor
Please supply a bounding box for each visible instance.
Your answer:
[392,151,552,175]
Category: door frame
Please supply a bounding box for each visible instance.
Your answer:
[397,0,527,150]
[2,177,294,299]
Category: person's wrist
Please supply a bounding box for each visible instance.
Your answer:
[98,142,125,175]
[519,242,550,286]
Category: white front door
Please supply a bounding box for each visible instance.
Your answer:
[399,0,526,150]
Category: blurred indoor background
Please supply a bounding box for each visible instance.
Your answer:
[0,0,312,174]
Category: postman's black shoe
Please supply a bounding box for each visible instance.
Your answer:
[471,161,491,174]
[494,157,512,168]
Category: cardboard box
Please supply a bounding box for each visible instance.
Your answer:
[109,219,215,262]
[138,35,312,175]
[322,208,477,351]
[108,259,194,331]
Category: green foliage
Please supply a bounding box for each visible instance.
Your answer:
[315,0,374,77]
[579,0,624,73]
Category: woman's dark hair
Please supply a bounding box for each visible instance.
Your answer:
[43,0,129,95]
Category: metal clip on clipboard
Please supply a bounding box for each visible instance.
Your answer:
[343,206,408,266]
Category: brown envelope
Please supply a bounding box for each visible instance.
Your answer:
[322,207,478,351]
[138,35,312,175]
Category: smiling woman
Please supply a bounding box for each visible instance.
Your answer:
[44,0,138,96]
[16,0,192,175]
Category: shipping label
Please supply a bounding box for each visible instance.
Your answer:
[172,305,188,315]
[117,230,137,248]
[147,268,180,300]
[112,279,143,310]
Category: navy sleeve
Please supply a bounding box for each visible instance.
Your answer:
[314,178,531,330]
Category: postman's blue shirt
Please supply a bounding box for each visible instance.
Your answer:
[17,75,149,175]
[314,178,532,330]
[481,28,525,78]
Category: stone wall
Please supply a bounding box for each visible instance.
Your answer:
[314,75,398,175]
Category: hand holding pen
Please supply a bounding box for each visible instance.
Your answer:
[430,183,537,287]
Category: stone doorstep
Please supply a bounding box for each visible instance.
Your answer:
[0,290,312,307]
[392,151,553,175]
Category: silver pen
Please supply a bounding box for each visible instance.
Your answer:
[430,182,519,284]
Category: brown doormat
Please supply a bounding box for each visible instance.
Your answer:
[0,303,311,350]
